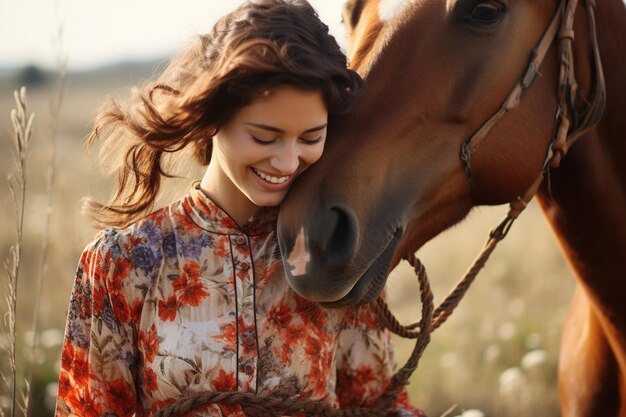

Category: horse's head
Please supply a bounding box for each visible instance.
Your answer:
[277,0,596,307]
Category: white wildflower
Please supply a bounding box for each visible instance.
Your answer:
[499,367,526,395]
[521,349,548,370]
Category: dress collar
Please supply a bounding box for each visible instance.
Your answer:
[183,183,278,236]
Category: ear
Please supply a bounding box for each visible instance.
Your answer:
[342,0,365,34]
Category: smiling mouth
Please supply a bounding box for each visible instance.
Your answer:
[253,168,292,184]
[320,229,402,308]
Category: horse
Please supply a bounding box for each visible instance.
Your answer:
[276,0,626,416]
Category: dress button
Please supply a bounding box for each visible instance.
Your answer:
[242,363,254,374]
[240,261,250,271]
[243,335,255,347]
[235,235,246,246]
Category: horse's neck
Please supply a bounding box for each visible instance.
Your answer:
[537,0,626,332]
[598,0,626,151]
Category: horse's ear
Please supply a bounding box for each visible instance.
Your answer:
[342,0,365,33]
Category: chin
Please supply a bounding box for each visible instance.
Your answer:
[249,196,285,208]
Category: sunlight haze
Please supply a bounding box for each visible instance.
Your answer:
[0,0,346,70]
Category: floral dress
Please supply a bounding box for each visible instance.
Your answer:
[55,184,425,417]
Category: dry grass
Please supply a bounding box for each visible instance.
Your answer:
[2,87,35,417]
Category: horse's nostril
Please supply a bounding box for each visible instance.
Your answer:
[318,206,359,269]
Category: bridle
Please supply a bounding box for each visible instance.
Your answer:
[384,0,608,374]
[460,0,606,205]
[158,1,606,416]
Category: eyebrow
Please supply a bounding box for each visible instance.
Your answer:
[245,122,328,134]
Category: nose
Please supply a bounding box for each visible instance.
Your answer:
[312,203,359,270]
[270,142,300,174]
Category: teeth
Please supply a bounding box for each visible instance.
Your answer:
[253,168,290,184]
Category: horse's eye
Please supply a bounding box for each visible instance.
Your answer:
[467,0,505,24]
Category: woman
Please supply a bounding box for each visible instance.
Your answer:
[55,1,425,416]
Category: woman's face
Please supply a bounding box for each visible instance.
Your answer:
[203,85,328,223]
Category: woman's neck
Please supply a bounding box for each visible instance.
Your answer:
[199,164,261,227]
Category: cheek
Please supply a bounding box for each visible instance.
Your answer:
[219,142,258,167]
[301,144,326,166]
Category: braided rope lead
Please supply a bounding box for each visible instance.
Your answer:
[375,208,514,341]
[158,254,433,417]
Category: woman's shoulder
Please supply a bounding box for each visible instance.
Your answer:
[84,205,175,263]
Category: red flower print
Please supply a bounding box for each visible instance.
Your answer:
[305,334,322,357]
[307,361,330,398]
[202,198,238,230]
[139,324,159,363]
[212,369,236,391]
[171,275,185,293]
[283,323,305,341]
[110,258,133,289]
[266,300,292,329]
[57,371,72,400]
[63,345,90,386]
[343,307,359,327]
[105,378,136,416]
[358,304,381,330]
[144,366,159,393]
[92,283,106,315]
[337,365,378,406]
[353,366,378,387]
[178,279,209,307]
[66,388,103,417]
[182,261,200,281]
[91,258,108,284]
[213,322,237,352]
[278,324,305,363]
[173,262,208,307]
[110,290,131,323]
[158,295,179,322]
[174,205,198,229]
[213,238,229,257]
[60,342,74,371]
[151,209,165,226]
[129,234,143,247]
[237,318,257,355]
[131,298,143,322]
[253,257,277,290]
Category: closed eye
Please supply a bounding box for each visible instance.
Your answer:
[300,136,324,144]
[251,135,277,145]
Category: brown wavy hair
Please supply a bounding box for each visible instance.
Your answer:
[85,0,363,228]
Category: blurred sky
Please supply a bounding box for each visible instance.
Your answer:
[0,0,346,71]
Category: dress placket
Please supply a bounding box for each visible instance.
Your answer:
[230,233,258,393]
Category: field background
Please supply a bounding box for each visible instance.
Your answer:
[0,62,575,416]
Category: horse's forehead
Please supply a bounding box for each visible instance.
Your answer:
[378,0,409,22]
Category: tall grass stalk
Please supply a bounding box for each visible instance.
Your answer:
[26,6,67,414]
[439,405,458,417]
[3,87,35,417]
